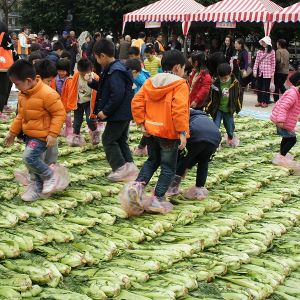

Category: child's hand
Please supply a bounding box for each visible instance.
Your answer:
[84,72,95,83]
[4,133,15,147]
[178,133,187,150]
[97,111,107,120]
[46,135,57,147]
[190,101,197,108]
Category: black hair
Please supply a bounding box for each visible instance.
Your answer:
[44,34,49,40]
[289,71,300,86]
[207,52,227,77]
[217,63,232,77]
[93,39,115,57]
[31,43,42,52]
[225,35,234,46]
[161,50,185,72]
[56,58,71,75]
[144,45,154,54]
[77,58,93,72]
[184,60,193,77]
[0,21,8,33]
[8,59,36,80]
[60,50,72,60]
[94,32,101,39]
[28,51,44,64]
[128,46,140,56]
[52,41,64,51]
[191,51,206,71]
[138,32,146,39]
[235,38,245,49]
[125,59,142,72]
[277,39,287,49]
[34,59,57,79]
[21,26,29,32]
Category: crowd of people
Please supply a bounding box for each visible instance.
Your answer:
[0,20,299,214]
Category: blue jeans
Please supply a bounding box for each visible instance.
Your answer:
[136,136,179,198]
[23,138,53,183]
[213,110,235,139]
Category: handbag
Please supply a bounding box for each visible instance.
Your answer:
[0,32,14,71]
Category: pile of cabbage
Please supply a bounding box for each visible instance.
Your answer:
[0,116,300,300]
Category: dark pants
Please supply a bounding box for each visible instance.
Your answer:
[0,72,12,112]
[274,73,288,102]
[138,136,148,149]
[136,137,179,198]
[73,102,97,135]
[280,137,297,156]
[102,121,133,171]
[213,110,235,140]
[257,76,271,104]
[177,142,216,187]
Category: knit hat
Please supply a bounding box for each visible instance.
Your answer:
[259,36,272,47]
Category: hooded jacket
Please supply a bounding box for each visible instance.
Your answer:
[10,78,66,140]
[206,75,242,118]
[132,72,190,140]
[46,51,60,63]
[91,60,134,121]
[134,69,150,94]
[50,76,73,111]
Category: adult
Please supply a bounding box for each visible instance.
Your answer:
[119,35,131,61]
[46,41,64,63]
[0,21,18,121]
[93,32,102,43]
[206,52,226,79]
[10,32,18,51]
[68,31,79,74]
[154,33,165,56]
[17,26,31,59]
[41,35,52,56]
[189,51,212,110]
[81,34,93,60]
[253,36,276,108]
[132,32,146,59]
[274,39,290,102]
[59,31,69,49]
[221,35,234,63]
[167,34,182,51]
[209,38,220,55]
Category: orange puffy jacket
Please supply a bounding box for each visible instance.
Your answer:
[50,76,73,111]
[132,73,190,140]
[10,79,66,140]
[67,71,99,118]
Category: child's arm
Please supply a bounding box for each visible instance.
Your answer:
[6,101,23,146]
[191,74,212,108]
[131,85,146,125]
[275,90,296,124]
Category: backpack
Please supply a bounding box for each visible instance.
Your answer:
[0,32,14,71]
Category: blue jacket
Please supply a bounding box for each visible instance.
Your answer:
[90,60,134,122]
[188,109,221,147]
[134,69,150,94]
[46,51,60,63]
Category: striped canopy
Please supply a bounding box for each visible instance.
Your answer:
[122,0,205,35]
[271,2,300,22]
[191,0,282,23]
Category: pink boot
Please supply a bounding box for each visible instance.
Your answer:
[183,186,209,200]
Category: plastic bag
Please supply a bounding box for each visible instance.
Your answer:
[270,82,275,93]
[144,196,173,214]
[14,169,31,186]
[183,186,208,200]
[66,134,86,147]
[89,129,100,145]
[52,164,70,191]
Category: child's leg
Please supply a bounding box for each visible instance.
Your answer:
[136,136,161,185]
[213,110,223,129]
[117,121,133,163]
[223,113,235,140]
[84,102,97,132]
[73,104,85,135]
[280,137,297,156]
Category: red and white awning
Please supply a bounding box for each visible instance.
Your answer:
[123,0,205,35]
[191,0,282,23]
[270,2,300,22]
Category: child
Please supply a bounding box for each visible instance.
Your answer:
[270,71,300,171]
[168,109,221,200]
[50,59,73,136]
[125,58,151,156]
[34,59,57,86]
[89,39,138,182]
[144,45,162,77]
[206,63,242,147]
[4,60,66,201]
[130,50,190,213]
[67,58,100,146]
[128,47,144,68]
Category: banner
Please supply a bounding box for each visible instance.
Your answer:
[145,21,161,29]
[216,22,237,29]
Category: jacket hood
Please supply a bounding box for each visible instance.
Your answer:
[108,59,130,74]
[190,108,207,118]
[134,69,150,86]
[143,73,186,101]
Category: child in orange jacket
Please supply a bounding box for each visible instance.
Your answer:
[130,50,190,214]
[4,60,66,202]
[67,58,100,146]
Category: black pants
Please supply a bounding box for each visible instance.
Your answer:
[257,76,271,104]
[280,137,297,156]
[73,102,97,135]
[0,72,12,112]
[102,121,133,171]
[176,141,217,187]
[138,136,148,149]
[274,73,288,102]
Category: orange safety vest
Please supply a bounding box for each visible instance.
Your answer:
[17,33,29,55]
[156,41,165,53]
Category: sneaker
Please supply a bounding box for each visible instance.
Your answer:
[183,186,208,200]
[133,146,148,156]
[255,102,261,107]
[42,171,59,194]
[145,196,173,214]
[91,130,100,145]
[21,182,42,202]
[107,164,128,182]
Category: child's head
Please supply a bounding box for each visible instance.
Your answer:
[60,50,72,60]
[28,50,43,65]
[125,59,142,79]
[34,59,57,86]
[144,45,155,60]
[289,71,300,87]
[190,51,206,70]
[138,32,146,41]
[56,58,71,78]
[161,50,186,78]
[128,47,140,59]
[184,60,193,79]
[52,41,65,56]
[93,39,115,67]
[8,60,36,92]
[77,58,93,77]
[217,63,232,82]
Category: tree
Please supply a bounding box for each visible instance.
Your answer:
[0,0,17,26]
